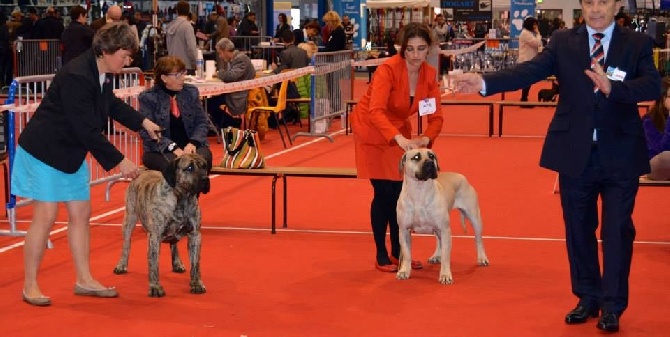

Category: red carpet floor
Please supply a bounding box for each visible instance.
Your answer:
[0,78,668,336]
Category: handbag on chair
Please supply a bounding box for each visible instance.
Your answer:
[220,127,265,169]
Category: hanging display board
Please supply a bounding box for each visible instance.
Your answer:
[441,0,492,22]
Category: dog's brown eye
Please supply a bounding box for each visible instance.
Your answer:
[184,165,194,172]
[412,154,421,161]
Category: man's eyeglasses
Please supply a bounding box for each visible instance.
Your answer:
[166,71,187,78]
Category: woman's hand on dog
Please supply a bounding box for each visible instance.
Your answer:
[173,144,196,157]
[395,135,430,150]
[118,158,141,179]
[183,144,197,154]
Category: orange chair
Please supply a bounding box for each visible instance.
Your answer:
[246,80,293,148]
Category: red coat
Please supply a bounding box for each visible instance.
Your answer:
[352,55,444,181]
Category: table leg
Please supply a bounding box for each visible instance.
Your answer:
[488,104,493,137]
[498,105,504,137]
[271,176,278,234]
[283,175,288,228]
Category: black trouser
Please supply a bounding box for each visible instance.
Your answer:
[369,179,403,263]
[558,146,638,315]
[142,146,213,172]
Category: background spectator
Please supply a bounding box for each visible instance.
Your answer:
[517,17,542,103]
[208,38,256,129]
[642,78,670,180]
[273,13,291,43]
[61,5,95,66]
[90,5,121,31]
[32,6,64,39]
[165,1,198,74]
[322,11,345,52]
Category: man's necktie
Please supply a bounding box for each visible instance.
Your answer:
[170,96,181,118]
[590,33,605,69]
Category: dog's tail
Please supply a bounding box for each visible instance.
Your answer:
[457,208,468,234]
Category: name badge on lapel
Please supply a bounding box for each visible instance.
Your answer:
[606,66,626,82]
[419,98,437,116]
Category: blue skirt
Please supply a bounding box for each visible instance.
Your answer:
[11,146,90,202]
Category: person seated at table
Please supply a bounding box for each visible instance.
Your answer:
[138,56,213,172]
[642,77,670,180]
[271,30,310,74]
[206,38,257,130]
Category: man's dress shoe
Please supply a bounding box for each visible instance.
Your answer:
[565,305,599,324]
[596,312,620,332]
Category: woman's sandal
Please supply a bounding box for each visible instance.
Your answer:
[73,284,119,298]
[22,291,51,306]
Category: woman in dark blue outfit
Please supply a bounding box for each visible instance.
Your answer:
[138,56,213,172]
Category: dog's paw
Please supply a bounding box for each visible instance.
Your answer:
[478,258,490,267]
[172,263,186,273]
[427,256,441,264]
[439,274,454,285]
[148,285,166,297]
[113,265,128,274]
[396,270,411,280]
[190,280,206,294]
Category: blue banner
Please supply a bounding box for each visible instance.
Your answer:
[332,0,362,49]
[509,0,536,49]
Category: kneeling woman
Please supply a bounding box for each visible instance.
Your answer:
[139,56,213,171]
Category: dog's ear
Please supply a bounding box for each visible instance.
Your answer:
[201,177,211,194]
[162,157,178,188]
[399,152,407,174]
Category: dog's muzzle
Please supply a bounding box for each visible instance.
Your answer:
[415,160,439,181]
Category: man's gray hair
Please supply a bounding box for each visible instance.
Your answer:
[216,38,236,52]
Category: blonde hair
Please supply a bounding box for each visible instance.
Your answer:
[298,42,317,58]
[322,11,342,28]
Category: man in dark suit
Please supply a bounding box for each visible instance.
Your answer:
[454,0,661,333]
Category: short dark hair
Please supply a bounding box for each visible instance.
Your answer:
[175,1,190,16]
[281,29,295,44]
[522,17,538,31]
[397,22,433,58]
[304,21,320,32]
[69,6,87,21]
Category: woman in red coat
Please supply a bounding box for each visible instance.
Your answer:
[351,23,444,272]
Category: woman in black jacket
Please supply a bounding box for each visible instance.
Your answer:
[322,11,346,52]
[273,13,292,43]
[14,23,161,306]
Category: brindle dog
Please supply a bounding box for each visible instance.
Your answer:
[113,153,210,297]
